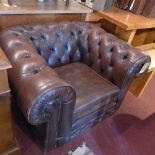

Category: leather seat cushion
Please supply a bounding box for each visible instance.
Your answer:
[54,63,119,122]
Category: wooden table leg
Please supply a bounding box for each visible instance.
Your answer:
[127,30,137,44]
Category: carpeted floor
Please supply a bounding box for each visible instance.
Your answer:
[13,74,155,155]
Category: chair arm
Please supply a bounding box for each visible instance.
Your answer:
[0,30,76,137]
[10,63,76,138]
[10,61,75,131]
[117,52,151,103]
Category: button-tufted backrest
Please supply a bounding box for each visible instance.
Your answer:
[0,22,150,93]
[16,23,85,67]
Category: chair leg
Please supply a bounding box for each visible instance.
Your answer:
[35,108,60,152]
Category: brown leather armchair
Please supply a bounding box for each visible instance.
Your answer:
[0,22,151,151]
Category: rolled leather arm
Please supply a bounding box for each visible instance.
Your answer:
[10,57,76,126]
[0,31,76,129]
[117,52,151,104]
[10,64,76,126]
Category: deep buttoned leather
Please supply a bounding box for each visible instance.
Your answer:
[1,22,150,102]
[0,22,151,150]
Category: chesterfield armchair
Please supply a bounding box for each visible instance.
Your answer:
[0,22,151,151]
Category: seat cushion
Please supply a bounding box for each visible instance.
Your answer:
[55,63,119,122]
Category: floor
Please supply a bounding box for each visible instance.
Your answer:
[13,74,155,155]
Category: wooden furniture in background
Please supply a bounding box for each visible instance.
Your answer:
[81,5,155,47]
[0,0,92,29]
[97,6,155,47]
[0,48,20,155]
